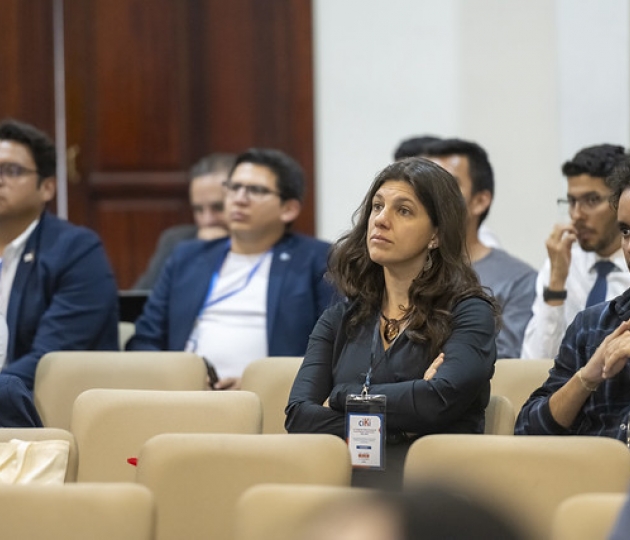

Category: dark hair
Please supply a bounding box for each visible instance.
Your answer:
[230,148,305,203]
[562,144,625,185]
[328,157,497,358]
[0,118,56,183]
[189,153,236,182]
[394,135,441,160]
[423,138,494,225]
[608,154,630,210]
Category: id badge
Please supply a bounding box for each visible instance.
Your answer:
[345,393,386,470]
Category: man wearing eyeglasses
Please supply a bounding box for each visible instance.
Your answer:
[516,155,630,440]
[0,119,118,426]
[127,148,334,390]
[133,153,235,290]
[522,144,630,360]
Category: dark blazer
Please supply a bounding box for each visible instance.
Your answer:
[2,212,119,390]
[133,224,197,290]
[127,233,334,356]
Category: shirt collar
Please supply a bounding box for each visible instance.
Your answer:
[3,219,39,259]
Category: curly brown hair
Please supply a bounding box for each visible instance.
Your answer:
[328,157,499,358]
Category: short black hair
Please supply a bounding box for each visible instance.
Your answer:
[423,138,494,225]
[0,118,56,182]
[608,154,630,210]
[394,136,441,160]
[230,148,305,203]
[189,153,236,182]
[561,144,625,185]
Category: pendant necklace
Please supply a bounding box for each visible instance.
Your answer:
[380,312,410,343]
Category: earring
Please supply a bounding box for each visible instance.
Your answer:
[424,249,433,271]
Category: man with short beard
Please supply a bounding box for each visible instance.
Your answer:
[522,144,630,360]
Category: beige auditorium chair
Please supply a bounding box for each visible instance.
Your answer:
[404,434,630,540]
[241,356,303,433]
[0,483,154,540]
[235,483,370,540]
[135,433,352,540]
[484,394,516,435]
[551,492,627,540]
[34,350,208,429]
[491,358,554,414]
[72,388,262,482]
[0,427,78,482]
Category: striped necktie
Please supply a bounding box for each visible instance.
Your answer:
[585,260,616,308]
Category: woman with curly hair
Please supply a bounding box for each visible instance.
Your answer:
[285,157,499,489]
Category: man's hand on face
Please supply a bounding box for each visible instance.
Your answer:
[546,223,577,288]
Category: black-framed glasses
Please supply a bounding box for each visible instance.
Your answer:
[0,162,39,182]
[557,193,609,214]
[222,180,281,200]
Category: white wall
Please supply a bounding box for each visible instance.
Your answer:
[314,0,630,269]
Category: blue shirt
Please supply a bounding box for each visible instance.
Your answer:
[515,288,630,440]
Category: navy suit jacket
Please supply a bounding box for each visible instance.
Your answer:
[2,212,119,390]
[127,233,334,356]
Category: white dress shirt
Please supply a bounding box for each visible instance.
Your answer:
[521,244,630,360]
[0,219,39,368]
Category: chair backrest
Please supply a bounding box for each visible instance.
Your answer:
[404,434,630,540]
[491,358,554,414]
[72,388,262,482]
[34,351,208,429]
[0,483,154,540]
[240,356,303,433]
[136,433,352,540]
[235,483,369,540]
[551,493,627,540]
[0,428,78,482]
[484,394,516,435]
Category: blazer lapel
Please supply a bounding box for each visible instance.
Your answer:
[266,235,294,347]
[6,224,40,363]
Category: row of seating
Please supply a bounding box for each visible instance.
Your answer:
[1,429,627,540]
[32,352,554,434]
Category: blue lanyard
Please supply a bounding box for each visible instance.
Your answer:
[197,244,270,317]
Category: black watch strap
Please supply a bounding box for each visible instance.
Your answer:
[543,287,567,302]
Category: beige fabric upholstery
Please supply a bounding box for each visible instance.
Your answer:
[119,321,135,350]
[0,428,78,482]
[235,483,369,540]
[136,433,352,540]
[241,356,303,433]
[491,358,554,414]
[551,493,627,540]
[484,394,516,435]
[72,389,262,482]
[0,482,154,540]
[34,351,208,429]
[404,434,630,540]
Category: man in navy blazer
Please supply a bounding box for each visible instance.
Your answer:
[0,119,119,426]
[128,148,334,389]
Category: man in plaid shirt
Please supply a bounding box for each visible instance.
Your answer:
[516,155,630,441]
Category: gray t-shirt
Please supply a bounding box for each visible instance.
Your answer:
[473,248,536,359]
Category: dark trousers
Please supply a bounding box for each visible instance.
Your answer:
[0,374,43,427]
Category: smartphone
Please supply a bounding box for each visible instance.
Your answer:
[203,358,220,387]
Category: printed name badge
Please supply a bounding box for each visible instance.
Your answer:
[345,393,386,470]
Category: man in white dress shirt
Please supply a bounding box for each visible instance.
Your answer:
[522,144,630,359]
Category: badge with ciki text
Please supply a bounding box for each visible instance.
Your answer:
[345,393,386,470]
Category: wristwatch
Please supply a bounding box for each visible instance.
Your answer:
[543,287,567,302]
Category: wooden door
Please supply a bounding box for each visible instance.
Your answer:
[0,0,314,289]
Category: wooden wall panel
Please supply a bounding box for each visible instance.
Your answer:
[0,0,54,133]
[2,0,314,289]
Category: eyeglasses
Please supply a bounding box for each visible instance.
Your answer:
[557,193,609,214]
[0,162,39,182]
[223,181,281,200]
